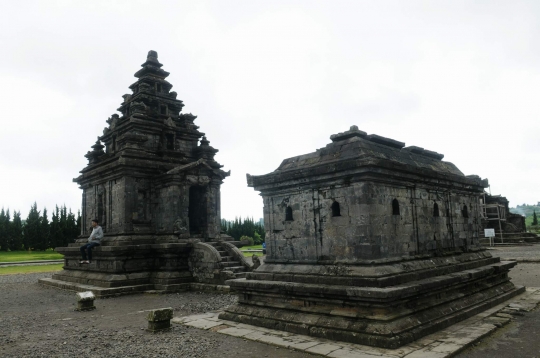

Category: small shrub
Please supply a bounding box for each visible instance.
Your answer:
[239,235,254,246]
[253,232,263,245]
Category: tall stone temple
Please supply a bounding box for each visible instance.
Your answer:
[40,51,252,296]
[222,126,524,348]
[79,50,229,240]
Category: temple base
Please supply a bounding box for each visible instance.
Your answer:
[39,237,250,297]
[220,257,524,348]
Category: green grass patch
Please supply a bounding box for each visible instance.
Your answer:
[240,244,264,257]
[0,264,64,275]
[0,250,64,262]
[242,252,264,257]
[241,245,263,250]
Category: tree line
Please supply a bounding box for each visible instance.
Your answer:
[221,217,265,244]
[0,203,81,251]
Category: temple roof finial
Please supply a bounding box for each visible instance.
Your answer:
[147,50,158,62]
[137,50,164,72]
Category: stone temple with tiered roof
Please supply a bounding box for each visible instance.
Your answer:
[221,125,524,348]
[39,51,252,296]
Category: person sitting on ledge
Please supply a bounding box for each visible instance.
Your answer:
[80,219,103,264]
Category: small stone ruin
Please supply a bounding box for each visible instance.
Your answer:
[147,307,173,332]
[221,125,524,348]
[75,291,95,311]
[39,51,253,296]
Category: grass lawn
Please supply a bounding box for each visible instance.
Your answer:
[242,252,264,257]
[0,264,64,275]
[240,244,264,257]
[241,245,263,250]
[0,251,64,263]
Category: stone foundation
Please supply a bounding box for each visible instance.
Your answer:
[221,252,524,348]
[40,237,250,297]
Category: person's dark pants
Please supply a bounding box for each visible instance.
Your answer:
[80,242,100,261]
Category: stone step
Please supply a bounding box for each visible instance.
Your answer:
[228,266,246,273]
[217,250,228,256]
[222,261,241,268]
[220,256,235,262]
[234,272,247,279]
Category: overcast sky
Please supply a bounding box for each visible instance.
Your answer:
[0,0,539,220]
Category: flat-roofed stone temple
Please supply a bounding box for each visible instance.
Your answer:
[221,125,524,348]
[40,51,252,296]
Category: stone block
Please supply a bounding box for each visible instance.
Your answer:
[75,291,96,311]
[147,307,173,332]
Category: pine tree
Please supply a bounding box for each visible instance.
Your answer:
[24,203,41,250]
[59,206,68,247]
[66,209,79,244]
[38,208,50,250]
[0,208,7,250]
[49,207,59,249]
[10,211,23,251]
[4,209,11,250]
[222,216,265,241]
[533,210,538,226]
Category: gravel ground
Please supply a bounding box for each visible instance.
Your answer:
[0,272,314,358]
[3,247,540,358]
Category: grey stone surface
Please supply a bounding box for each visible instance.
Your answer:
[224,126,524,348]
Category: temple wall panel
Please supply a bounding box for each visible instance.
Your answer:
[263,181,483,262]
[109,178,125,233]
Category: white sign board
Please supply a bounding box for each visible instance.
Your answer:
[484,229,496,238]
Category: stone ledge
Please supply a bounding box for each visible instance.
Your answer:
[172,287,540,357]
[38,278,228,297]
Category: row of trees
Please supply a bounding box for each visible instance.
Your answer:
[0,203,81,251]
[221,217,265,244]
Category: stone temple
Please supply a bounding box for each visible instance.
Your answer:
[221,126,524,348]
[40,51,253,296]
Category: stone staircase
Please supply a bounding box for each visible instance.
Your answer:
[207,241,248,279]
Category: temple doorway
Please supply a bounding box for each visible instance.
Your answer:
[189,186,208,236]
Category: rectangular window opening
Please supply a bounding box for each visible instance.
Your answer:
[166,134,174,150]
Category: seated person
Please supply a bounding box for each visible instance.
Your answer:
[80,219,103,264]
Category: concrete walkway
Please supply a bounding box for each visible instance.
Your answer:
[0,259,63,267]
[488,245,540,263]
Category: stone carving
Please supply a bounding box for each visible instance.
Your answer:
[251,255,261,269]
[173,218,188,235]
[221,126,524,349]
[188,243,224,283]
[164,116,176,128]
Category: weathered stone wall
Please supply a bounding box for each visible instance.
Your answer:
[264,181,483,262]
[153,184,188,234]
[204,183,222,239]
[187,242,224,284]
[109,178,124,233]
